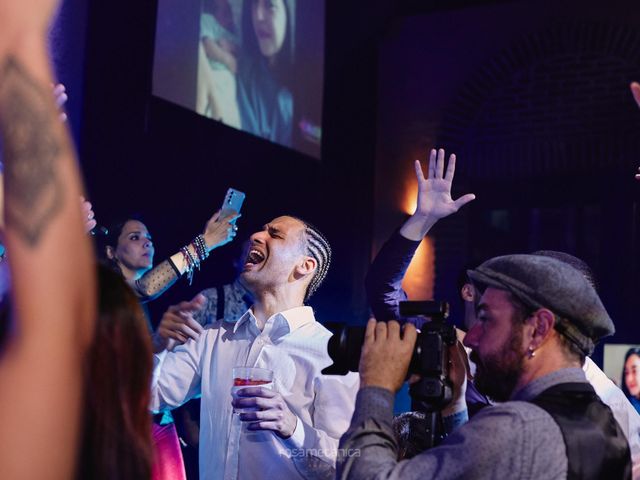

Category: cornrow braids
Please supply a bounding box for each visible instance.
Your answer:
[296,218,332,302]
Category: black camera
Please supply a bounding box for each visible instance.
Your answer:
[323,301,456,412]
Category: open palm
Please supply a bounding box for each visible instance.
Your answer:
[415,148,475,220]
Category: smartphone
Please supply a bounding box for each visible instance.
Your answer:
[220,188,245,222]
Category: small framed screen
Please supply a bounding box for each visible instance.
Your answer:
[603,343,640,413]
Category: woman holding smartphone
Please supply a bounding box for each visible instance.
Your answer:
[100,208,239,480]
[103,209,239,303]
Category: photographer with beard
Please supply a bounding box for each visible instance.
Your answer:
[338,254,632,479]
[367,149,640,474]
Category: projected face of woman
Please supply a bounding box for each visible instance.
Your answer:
[625,353,640,398]
[252,0,287,60]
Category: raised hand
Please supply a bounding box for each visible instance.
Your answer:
[415,148,476,219]
[53,83,68,122]
[0,2,95,477]
[80,196,97,233]
[400,148,475,240]
[152,294,206,352]
[203,209,240,251]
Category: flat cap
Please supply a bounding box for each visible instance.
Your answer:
[467,254,614,355]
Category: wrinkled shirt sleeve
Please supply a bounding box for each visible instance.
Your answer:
[282,372,360,478]
[150,336,204,413]
[365,230,421,321]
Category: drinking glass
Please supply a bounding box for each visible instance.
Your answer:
[231,366,273,414]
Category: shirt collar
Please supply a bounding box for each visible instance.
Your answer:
[230,305,315,334]
[511,367,586,401]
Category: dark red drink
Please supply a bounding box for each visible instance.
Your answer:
[233,378,271,387]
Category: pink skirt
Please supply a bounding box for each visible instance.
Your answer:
[152,422,186,480]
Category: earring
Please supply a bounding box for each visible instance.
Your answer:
[527,347,536,359]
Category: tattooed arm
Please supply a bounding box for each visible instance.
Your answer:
[0,12,96,480]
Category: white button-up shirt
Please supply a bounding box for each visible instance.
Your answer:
[151,306,359,479]
[583,357,640,479]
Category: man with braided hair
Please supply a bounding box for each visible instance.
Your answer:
[300,218,332,301]
[151,215,358,479]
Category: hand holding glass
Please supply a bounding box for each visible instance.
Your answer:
[232,366,273,414]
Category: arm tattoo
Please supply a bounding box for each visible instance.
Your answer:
[0,57,65,247]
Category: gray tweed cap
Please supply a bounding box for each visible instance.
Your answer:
[467,254,615,355]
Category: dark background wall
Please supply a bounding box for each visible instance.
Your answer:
[374,0,640,364]
[53,0,640,363]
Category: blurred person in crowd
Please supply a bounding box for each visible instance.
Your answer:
[0,0,96,477]
[78,264,154,479]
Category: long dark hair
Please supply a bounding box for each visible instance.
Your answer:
[77,264,154,479]
[622,347,640,400]
[241,0,296,82]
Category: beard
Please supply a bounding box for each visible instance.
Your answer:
[471,326,526,402]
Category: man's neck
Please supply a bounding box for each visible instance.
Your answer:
[512,356,582,399]
[251,289,304,330]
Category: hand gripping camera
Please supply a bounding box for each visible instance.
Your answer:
[323,301,456,412]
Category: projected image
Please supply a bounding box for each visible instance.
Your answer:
[197,0,243,129]
[603,343,640,414]
[153,0,325,159]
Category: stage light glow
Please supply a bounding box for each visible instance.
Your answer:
[402,236,435,301]
[401,171,418,215]
[395,156,435,300]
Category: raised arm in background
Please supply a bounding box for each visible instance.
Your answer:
[366,148,475,320]
[0,2,96,478]
[104,210,238,302]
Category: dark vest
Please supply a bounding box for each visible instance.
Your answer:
[531,382,632,480]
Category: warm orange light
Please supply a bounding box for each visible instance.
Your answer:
[401,174,418,215]
[401,236,435,300]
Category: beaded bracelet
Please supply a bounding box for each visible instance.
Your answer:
[180,245,200,285]
[179,246,191,274]
[193,234,209,262]
[178,235,211,285]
